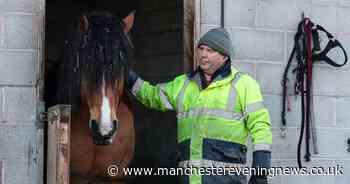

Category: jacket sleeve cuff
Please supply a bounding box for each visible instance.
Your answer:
[127,69,139,91]
[252,150,271,169]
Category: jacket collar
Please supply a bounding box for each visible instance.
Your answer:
[187,60,233,89]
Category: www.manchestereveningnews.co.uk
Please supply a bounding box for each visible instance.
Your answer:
[107,164,344,177]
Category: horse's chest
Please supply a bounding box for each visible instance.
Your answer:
[70,125,96,174]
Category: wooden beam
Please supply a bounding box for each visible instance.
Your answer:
[47,105,71,184]
[183,0,194,72]
[184,0,202,72]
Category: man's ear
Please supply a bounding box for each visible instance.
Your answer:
[223,55,229,62]
[122,10,135,33]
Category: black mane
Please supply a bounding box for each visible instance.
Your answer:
[56,11,134,113]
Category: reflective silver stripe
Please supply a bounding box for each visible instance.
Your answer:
[226,72,242,110]
[254,144,272,151]
[131,78,144,96]
[177,108,244,121]
[159,83,173,110]
[178,159,243,168]
[176,79,190,112]
[245,101,265,114]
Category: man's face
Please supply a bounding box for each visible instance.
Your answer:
[197,44,228,75]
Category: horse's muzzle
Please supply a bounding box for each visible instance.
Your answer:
[89,119,119,145]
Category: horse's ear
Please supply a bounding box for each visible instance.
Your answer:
[79,15,89,32]
[122,11,135,33]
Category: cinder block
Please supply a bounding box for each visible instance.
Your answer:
[3,87,35,122]
[310,5,337,33]
[1,157,31,184]
[335,67,350,96]
[0,0,4,10]
[271,128,299,159]
[339,0,350,6]
[334,160,350,184]
[337,7,350,34]
[3,14,39,49]
[313,66,339,95]
[0,125,36,159]
[0,0,44,13]
[264,94,303,129]
[201,0,220,25]
[227,28,285,61]
[200,24,219,38]
[257,0,311,30]
[232,61,255,78]
[280,160,335,184]
[0,51,37,85]
[336,97,350,128]
[0,125,42,184]
[311,0,338,5]
[263,94,282,128]
[256,63,285,94]
[306,128,350,158]
[224,0,256,28]
[313,96,336,127]
[296,0,313,5]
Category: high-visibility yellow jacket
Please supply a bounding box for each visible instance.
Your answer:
[131,66,272,184]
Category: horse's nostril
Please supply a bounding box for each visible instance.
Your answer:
[89,119,99,131]
[112,120,119,131]
[88,119,118,145]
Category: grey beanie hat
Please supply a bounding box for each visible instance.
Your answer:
[198,28,234,58]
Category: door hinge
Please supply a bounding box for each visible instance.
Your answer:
[39,111,59,122]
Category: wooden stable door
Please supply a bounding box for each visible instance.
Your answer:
[47,105,71,184]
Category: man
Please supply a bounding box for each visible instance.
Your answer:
[127,28,272,184]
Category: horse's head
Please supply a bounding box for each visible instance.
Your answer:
[59,11,135,145]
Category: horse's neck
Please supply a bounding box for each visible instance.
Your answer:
[121,90,133,110]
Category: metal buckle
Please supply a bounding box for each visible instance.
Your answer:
[281,125,287,138]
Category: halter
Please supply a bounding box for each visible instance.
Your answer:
[281,17,347,168]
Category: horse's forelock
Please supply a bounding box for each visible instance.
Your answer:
[58,12,131,113]
[80,13,129,96]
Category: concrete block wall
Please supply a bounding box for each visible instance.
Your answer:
[0,0,45,184]
[201,0,350,183]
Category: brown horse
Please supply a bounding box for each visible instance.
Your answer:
[56,11,136,184]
